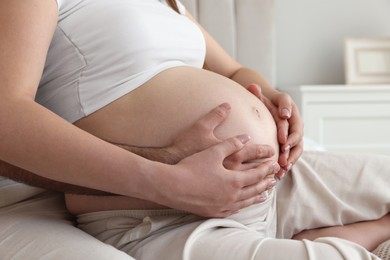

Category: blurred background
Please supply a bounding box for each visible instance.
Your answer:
[275,0,390,87]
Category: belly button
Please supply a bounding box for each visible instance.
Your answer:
[253,106,261,119]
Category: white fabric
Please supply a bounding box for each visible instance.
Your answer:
[56,0,186,13]
[0,192,134,260]
[38,0,204,123]
[76,151,390,260]
[0,177,45,208]
[55,0,63,9]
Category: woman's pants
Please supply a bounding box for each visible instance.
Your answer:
[0,183,133,260]
[77,151,390,260]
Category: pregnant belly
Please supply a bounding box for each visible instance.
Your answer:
[75,66,277,148]
[66,66,278,214]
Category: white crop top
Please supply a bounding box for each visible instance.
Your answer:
[37,0,206,123]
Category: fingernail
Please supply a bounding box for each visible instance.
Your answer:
[281,108,291,118]
[220,103,231,111]
[287,163,293,171]
[257,194,267,202]
[273,162,281,173]
[284,145,291,152]
[268,179,276,189]
[237,134,251,144]
[278,171,286,180]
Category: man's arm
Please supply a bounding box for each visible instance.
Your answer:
[2,103,276,195]
[0,104,224,194]
[0,143,181,195]
[0,160,112,195]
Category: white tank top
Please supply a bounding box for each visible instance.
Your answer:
[37,0,206,123]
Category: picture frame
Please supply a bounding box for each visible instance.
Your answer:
[344,37,390,85]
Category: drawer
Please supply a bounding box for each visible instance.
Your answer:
[280,85,390,155]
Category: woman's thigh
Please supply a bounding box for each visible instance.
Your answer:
[84,210,378,260]
[189,226,377,260]
[276,150,390,239]
[75,191,380,260]
[0,192,132,260]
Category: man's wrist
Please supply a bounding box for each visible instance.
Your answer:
[116,143,181,165]
[163,145,184,164]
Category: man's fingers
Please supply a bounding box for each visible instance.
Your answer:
[196,103,231,133]
[211,134,251,159]
[203,152,278,217]
[233,175,277,212]
[238,160,276,187]
[218,192,270,217]
[234,195,268,213]
[239,174,276,200]
[224,144,275,170]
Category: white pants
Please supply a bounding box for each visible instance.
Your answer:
[77,151,390,260]
[0,190,133,260]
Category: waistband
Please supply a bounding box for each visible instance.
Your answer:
[77,208,191,219]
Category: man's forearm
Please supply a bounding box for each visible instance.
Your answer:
[0,159,111,195]
[0,107,221,194]
[114,143,181,165]
[0,144,178,195]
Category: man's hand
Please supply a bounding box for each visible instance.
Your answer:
[1,103,277,196]
[247,84,304,178]
[167,103,276,168]
[111,104,232,165]
[157,135,279,217]
[118,103,277,169]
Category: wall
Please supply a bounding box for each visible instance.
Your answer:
[275,0,390,88]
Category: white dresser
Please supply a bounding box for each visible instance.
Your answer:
[280,85,390,156]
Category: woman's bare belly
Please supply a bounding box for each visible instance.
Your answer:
[65,67,278,215]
